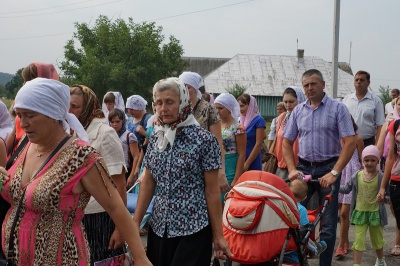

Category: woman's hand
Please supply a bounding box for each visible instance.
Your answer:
[0,167,10,181]
[213,236,233,260]
[136,125,146,136]
[108,230,124,250]
[377,187,386,203]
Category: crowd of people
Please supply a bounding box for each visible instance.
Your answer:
[0,62,398,266]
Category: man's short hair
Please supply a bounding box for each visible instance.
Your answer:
[302,69,324,82]
[392,88,400,96]
[355,70,370,81]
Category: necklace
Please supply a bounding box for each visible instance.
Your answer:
[35,136,65,157]
[363,170,377,181]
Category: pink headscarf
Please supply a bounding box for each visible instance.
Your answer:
[239,95,260,129]
[33,62,59,80]
[362,145,381,170]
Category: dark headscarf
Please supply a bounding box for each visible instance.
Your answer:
[70,84,105,129]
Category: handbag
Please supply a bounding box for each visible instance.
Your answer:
[261,121,279,173]
[94,246,134,266]
[0,136,70,266]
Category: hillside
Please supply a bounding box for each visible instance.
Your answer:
[0,72,13,85]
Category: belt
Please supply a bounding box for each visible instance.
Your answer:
[298,157,339,167]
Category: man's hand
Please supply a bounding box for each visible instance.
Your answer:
[288,169,302,182]
[318,172,337,187]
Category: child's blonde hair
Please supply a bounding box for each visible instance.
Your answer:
[289,179,308,201]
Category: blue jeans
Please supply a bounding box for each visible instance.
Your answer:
[297,160,340,266]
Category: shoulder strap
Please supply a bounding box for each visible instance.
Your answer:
[6,135,71,262]
[6,135,29,170]
[140,113,150,128]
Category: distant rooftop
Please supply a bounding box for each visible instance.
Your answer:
[203,54,355,98]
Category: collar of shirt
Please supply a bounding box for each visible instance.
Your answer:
[303,92,328,108]
[349,90,372,101]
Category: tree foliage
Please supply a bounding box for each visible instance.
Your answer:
[226,84,247,99]
[378,85,391,106]
[3,68,23,99]
[60,15,188,102]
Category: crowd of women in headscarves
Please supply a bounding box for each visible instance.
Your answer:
[6,62,400,265]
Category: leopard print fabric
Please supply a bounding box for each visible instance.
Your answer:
[1,139,111,265]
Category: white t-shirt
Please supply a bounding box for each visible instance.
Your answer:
[385,102,393,115]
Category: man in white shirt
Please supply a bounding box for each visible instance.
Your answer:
[342,70,385,147]
[385,88,399,115]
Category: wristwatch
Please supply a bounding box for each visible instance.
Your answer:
[331,170,340,177]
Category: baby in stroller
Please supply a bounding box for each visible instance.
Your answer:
[289,179,327,257]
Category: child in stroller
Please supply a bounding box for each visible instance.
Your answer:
[289,179,327,257]
[221,171,334,266]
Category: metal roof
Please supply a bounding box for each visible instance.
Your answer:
[204,54,355,98]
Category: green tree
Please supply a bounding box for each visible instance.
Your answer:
[226,84,247,99]
[4,68,23,99]
[378,85,391,107]
[60,15,187,102]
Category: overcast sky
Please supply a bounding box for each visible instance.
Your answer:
[0,0,399,91]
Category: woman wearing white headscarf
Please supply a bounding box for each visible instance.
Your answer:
[126,95,152,183]
[133,77,232,265]
[0,78,150,265]
[274,86,306,180]
[214,93,246,198]
[179,71,229,193]
[102,91,126,122]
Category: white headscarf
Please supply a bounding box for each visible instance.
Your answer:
[126,95,147,110]
[0,101,13,140]
[14,78,89,142]
[154,77,199,152]
[102,91,125,116]
[179,71,203,100]
[214,93,240,121]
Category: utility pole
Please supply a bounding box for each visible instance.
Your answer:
[331,0,340,99]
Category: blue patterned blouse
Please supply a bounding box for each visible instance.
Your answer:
[143,125,222,237]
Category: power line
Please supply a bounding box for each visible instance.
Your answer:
[0,0,123,19]
[0,0,100,15]
[0,0,259,40]
[0,32,72,41]
[150,0,258,21]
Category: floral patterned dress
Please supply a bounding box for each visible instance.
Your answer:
[1,139,104,265]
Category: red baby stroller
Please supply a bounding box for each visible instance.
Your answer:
[221,171,334,266]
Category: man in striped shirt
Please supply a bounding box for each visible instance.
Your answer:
[282,69,356,266]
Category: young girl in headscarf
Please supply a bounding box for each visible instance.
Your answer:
[237,94,266,171]
[340,145,388,266]
[102,91,126,122]
[214,93,246,200]
[108,109,140,188]
[274,87,306,180]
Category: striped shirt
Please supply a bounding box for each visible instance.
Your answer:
[283,94,355,162]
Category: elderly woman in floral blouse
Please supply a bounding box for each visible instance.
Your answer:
[133,77,232,265]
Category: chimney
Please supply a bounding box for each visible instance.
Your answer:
[297,49,304,63]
